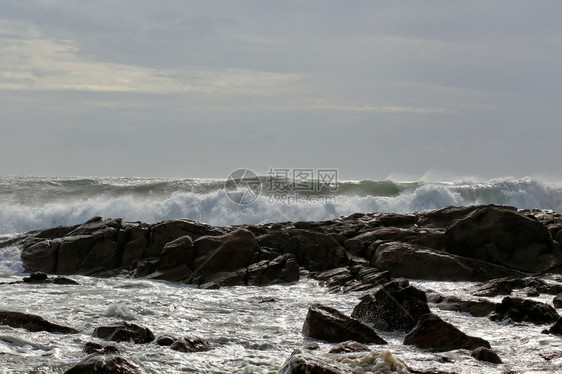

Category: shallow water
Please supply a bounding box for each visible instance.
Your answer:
[1,267,561,373]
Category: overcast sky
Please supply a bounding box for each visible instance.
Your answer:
[1,1,561,181]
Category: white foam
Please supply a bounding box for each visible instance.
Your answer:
[0,246,24,277]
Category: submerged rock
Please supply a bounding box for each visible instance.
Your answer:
[64,353,144,374]
[169,337,211,353]
[277,350,354,374]
[302,304,386,344]
[471,347,502,364]
[351,279,430,331]
[427,293,496,317]
[93,322,155,344]
[404,313,491,352]
[0,310,78,334]
[329,340,370,353]
[490,297,560,324]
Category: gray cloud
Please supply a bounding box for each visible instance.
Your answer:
[1,1,561,180]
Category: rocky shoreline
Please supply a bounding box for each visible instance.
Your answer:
[1,204,562,373]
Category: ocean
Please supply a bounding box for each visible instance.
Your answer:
[0,176,561,373]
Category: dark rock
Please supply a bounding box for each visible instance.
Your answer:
[52,276,79,285]
[157,235,193,269]
[134,258,158,278]
[302,303,386,344]
[542,317,562,335]
[427,294,496,317]
[192,229,257,284]
[303,342,319,350]
[299,234,348,271]
[353,227,443,253]
[21,239,59,273]
[142,264,193,283]
[84,342,119,354]
[553,293,562,308]
[93,322,154,344]
[156,335,175,346]
[351,279,430,331]
[404,313,491,351]
[471,347,502,364]
[371,242,525,281]
[169,336,211,353]
[277,350,354,374]
[490,297,559,324]
[0,311,78,334]
[246,253,299,286]
[328,340,370,353]
[417,206,483,228]
[473,277,554,297]
[29,272,48,281]
[199,269,247,288]
[443,206,556,273]
[64,353,143,374]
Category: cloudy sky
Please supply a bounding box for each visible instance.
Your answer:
[1,1,561,180]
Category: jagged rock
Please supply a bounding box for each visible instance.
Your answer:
[371,242,524,281]
[427,293,496,317]
[542,317,562,335]
[490,297,559,324]
[246,253,299,286]
[328,340,370,353]
[199,269,247,288]
[351,279,430,331]
[157,235,193,269]
[417,206,483,228]
[443,206,556,273]
[299,234,349,271]
[169,337,211,353]
[191,229,257,284]
[471,347,502,364]
[352,227,443,254]
[277,350,354,374]
[302,304,386,344]
[404,313,491,351]
[64,353,143,374]
[473,276,558,297]
[93,322,154,344]
[0,311,78,334]
[553,293,562,308]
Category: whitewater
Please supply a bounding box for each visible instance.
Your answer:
[1,176,561,235]
[1,176,562,373]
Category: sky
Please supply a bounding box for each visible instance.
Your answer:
[1,1,562,181]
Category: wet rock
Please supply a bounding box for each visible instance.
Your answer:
[427,293,496,317]
[371,242,524,281]
[553,293,562,308]
[141,264,193,283]
[417,206,483,228]
[542,317,562,335]
[199,269,247,288]
[93,322,155,344]
[297,233,348,271]
[471,347,502,364]
[277,350,354,374]
[302,303,386,344]
[156,335,175,346]
[328,340,370,353]
[0,311,78,334]
[352,227,443,253]
[157,235,193,269]
[443,206,556,273]
[21,239,59,273]
[169,336,211,353]
[351,279,430,331]
[84,342,119,354]
[404,313,491,351]
[191,229,257,284]
[64,353,144,374]
[490,297,559,324]
[21,273,79,285]
[246,253,299,286]
[473,277,555,297]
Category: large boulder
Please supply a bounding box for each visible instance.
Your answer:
[371,242,525,281]
[404,313,491,351]
[157,235,193,269]
[299,234,349,271]
[192,229,258,284]
[0,311,78,334]
[21,238,59,273]
[427,294,496,317]
[93,322,155,344]
[490,297,559,324]
[443,206,556,272]
[246,253,299,286]
[351,279,430,331]
[302,304,386,344]
[64,353,144,374]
